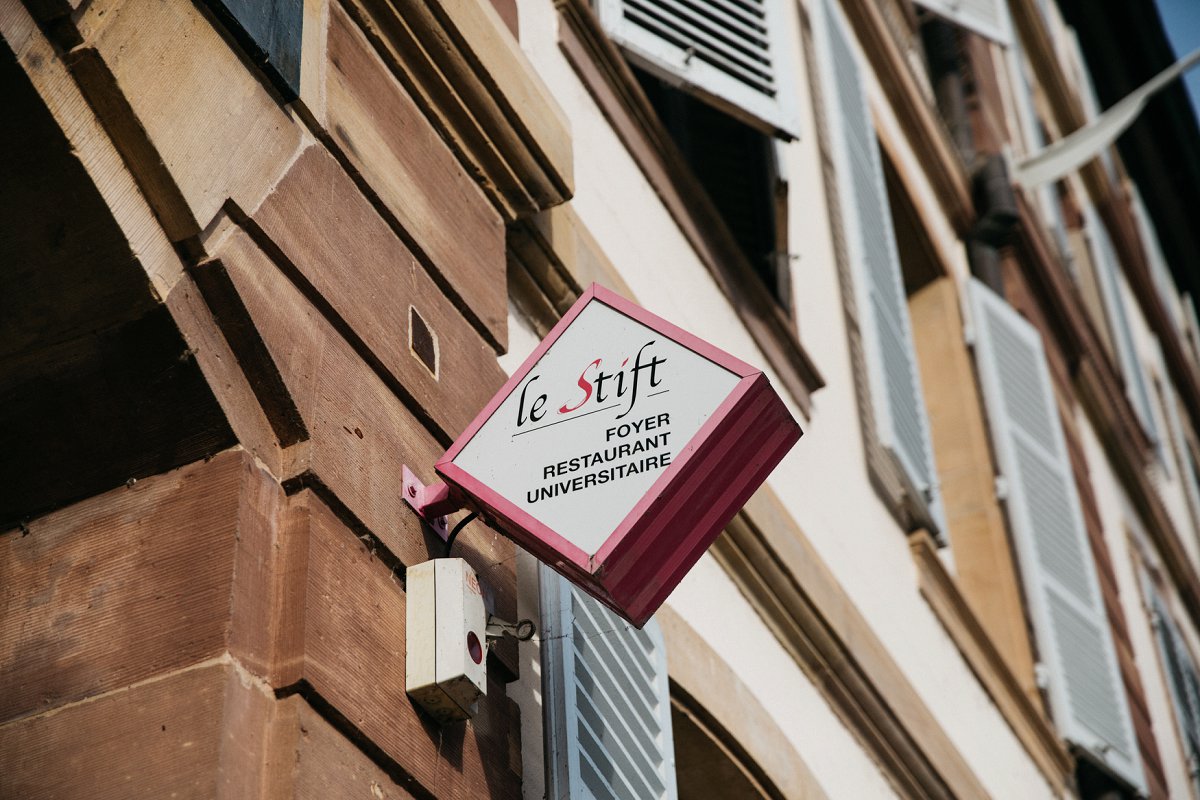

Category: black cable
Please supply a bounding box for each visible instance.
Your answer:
[443,511,479,558]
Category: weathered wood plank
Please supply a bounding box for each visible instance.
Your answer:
[251,144,507,441]
[214,226,518,633]
[0,663,229,800]
[322,3,507,346]
[0,450,277,724]
[294,490,522,799]
[74,0,303,233]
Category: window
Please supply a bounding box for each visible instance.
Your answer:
[914,0,1011,45]
[968,277,1144,791]
[1010,42,1071,260]
[1084,205,1163,454]
[1158,371,1200,539]
[541,568,677,800]
[635,69,789,304]
[595,0,799,309]
[1146,586,1200,794]
[815,0,946,535]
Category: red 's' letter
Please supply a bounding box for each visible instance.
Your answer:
[560,359,600,414]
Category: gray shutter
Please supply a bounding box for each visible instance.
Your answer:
[819,0,946,535]
[596,0,798,136]
[968,278,1144,790]
[542,569,677,800]
[1085,205,1161,449]
[1148,591,1200,788]
[915,0,1011,45]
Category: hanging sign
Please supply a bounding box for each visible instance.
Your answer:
[436,284,801,626]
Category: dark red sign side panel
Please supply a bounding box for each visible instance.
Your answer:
[434,284,802,627]
[600,375,800,624]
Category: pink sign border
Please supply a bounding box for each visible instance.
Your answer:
[435,284,800,625]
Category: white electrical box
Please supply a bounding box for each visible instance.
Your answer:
[405,558,488,723]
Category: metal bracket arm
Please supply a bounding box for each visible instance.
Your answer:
[403,465,466,540]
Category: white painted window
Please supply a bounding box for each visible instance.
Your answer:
[1147,588,1200,792]
[596,0,799,136]
[916,0,1011,45]
[816,0,946,536]
[968,278,1144,791]
[1157,367,1200,536]
[541,568,677,800]
[1084,204,1163,454]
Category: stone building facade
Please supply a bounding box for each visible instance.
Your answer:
[3,0,1200,798]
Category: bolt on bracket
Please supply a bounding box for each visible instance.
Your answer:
[403,465,465,541]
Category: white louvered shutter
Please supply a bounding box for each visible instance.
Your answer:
[916,0,1011,45]
[968,278,1144,790]
[542,570,677,800]
[596,0,799,136]
[818,0,946,535]
[1085,205,1162,450]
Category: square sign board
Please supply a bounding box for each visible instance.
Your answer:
[436,284,801,626]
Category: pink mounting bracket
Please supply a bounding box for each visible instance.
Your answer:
[403,465,466,541]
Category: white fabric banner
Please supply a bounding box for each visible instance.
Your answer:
[1015,48,1200,188]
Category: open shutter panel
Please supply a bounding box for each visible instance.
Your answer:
[820,0,946,535]
[915,0,1011,45]
[1086,205,1161,449]
[968,278,1144,790]
[543,569,678,800]
[596,0,798,136]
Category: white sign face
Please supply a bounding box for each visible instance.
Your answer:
[452,301,740,554]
